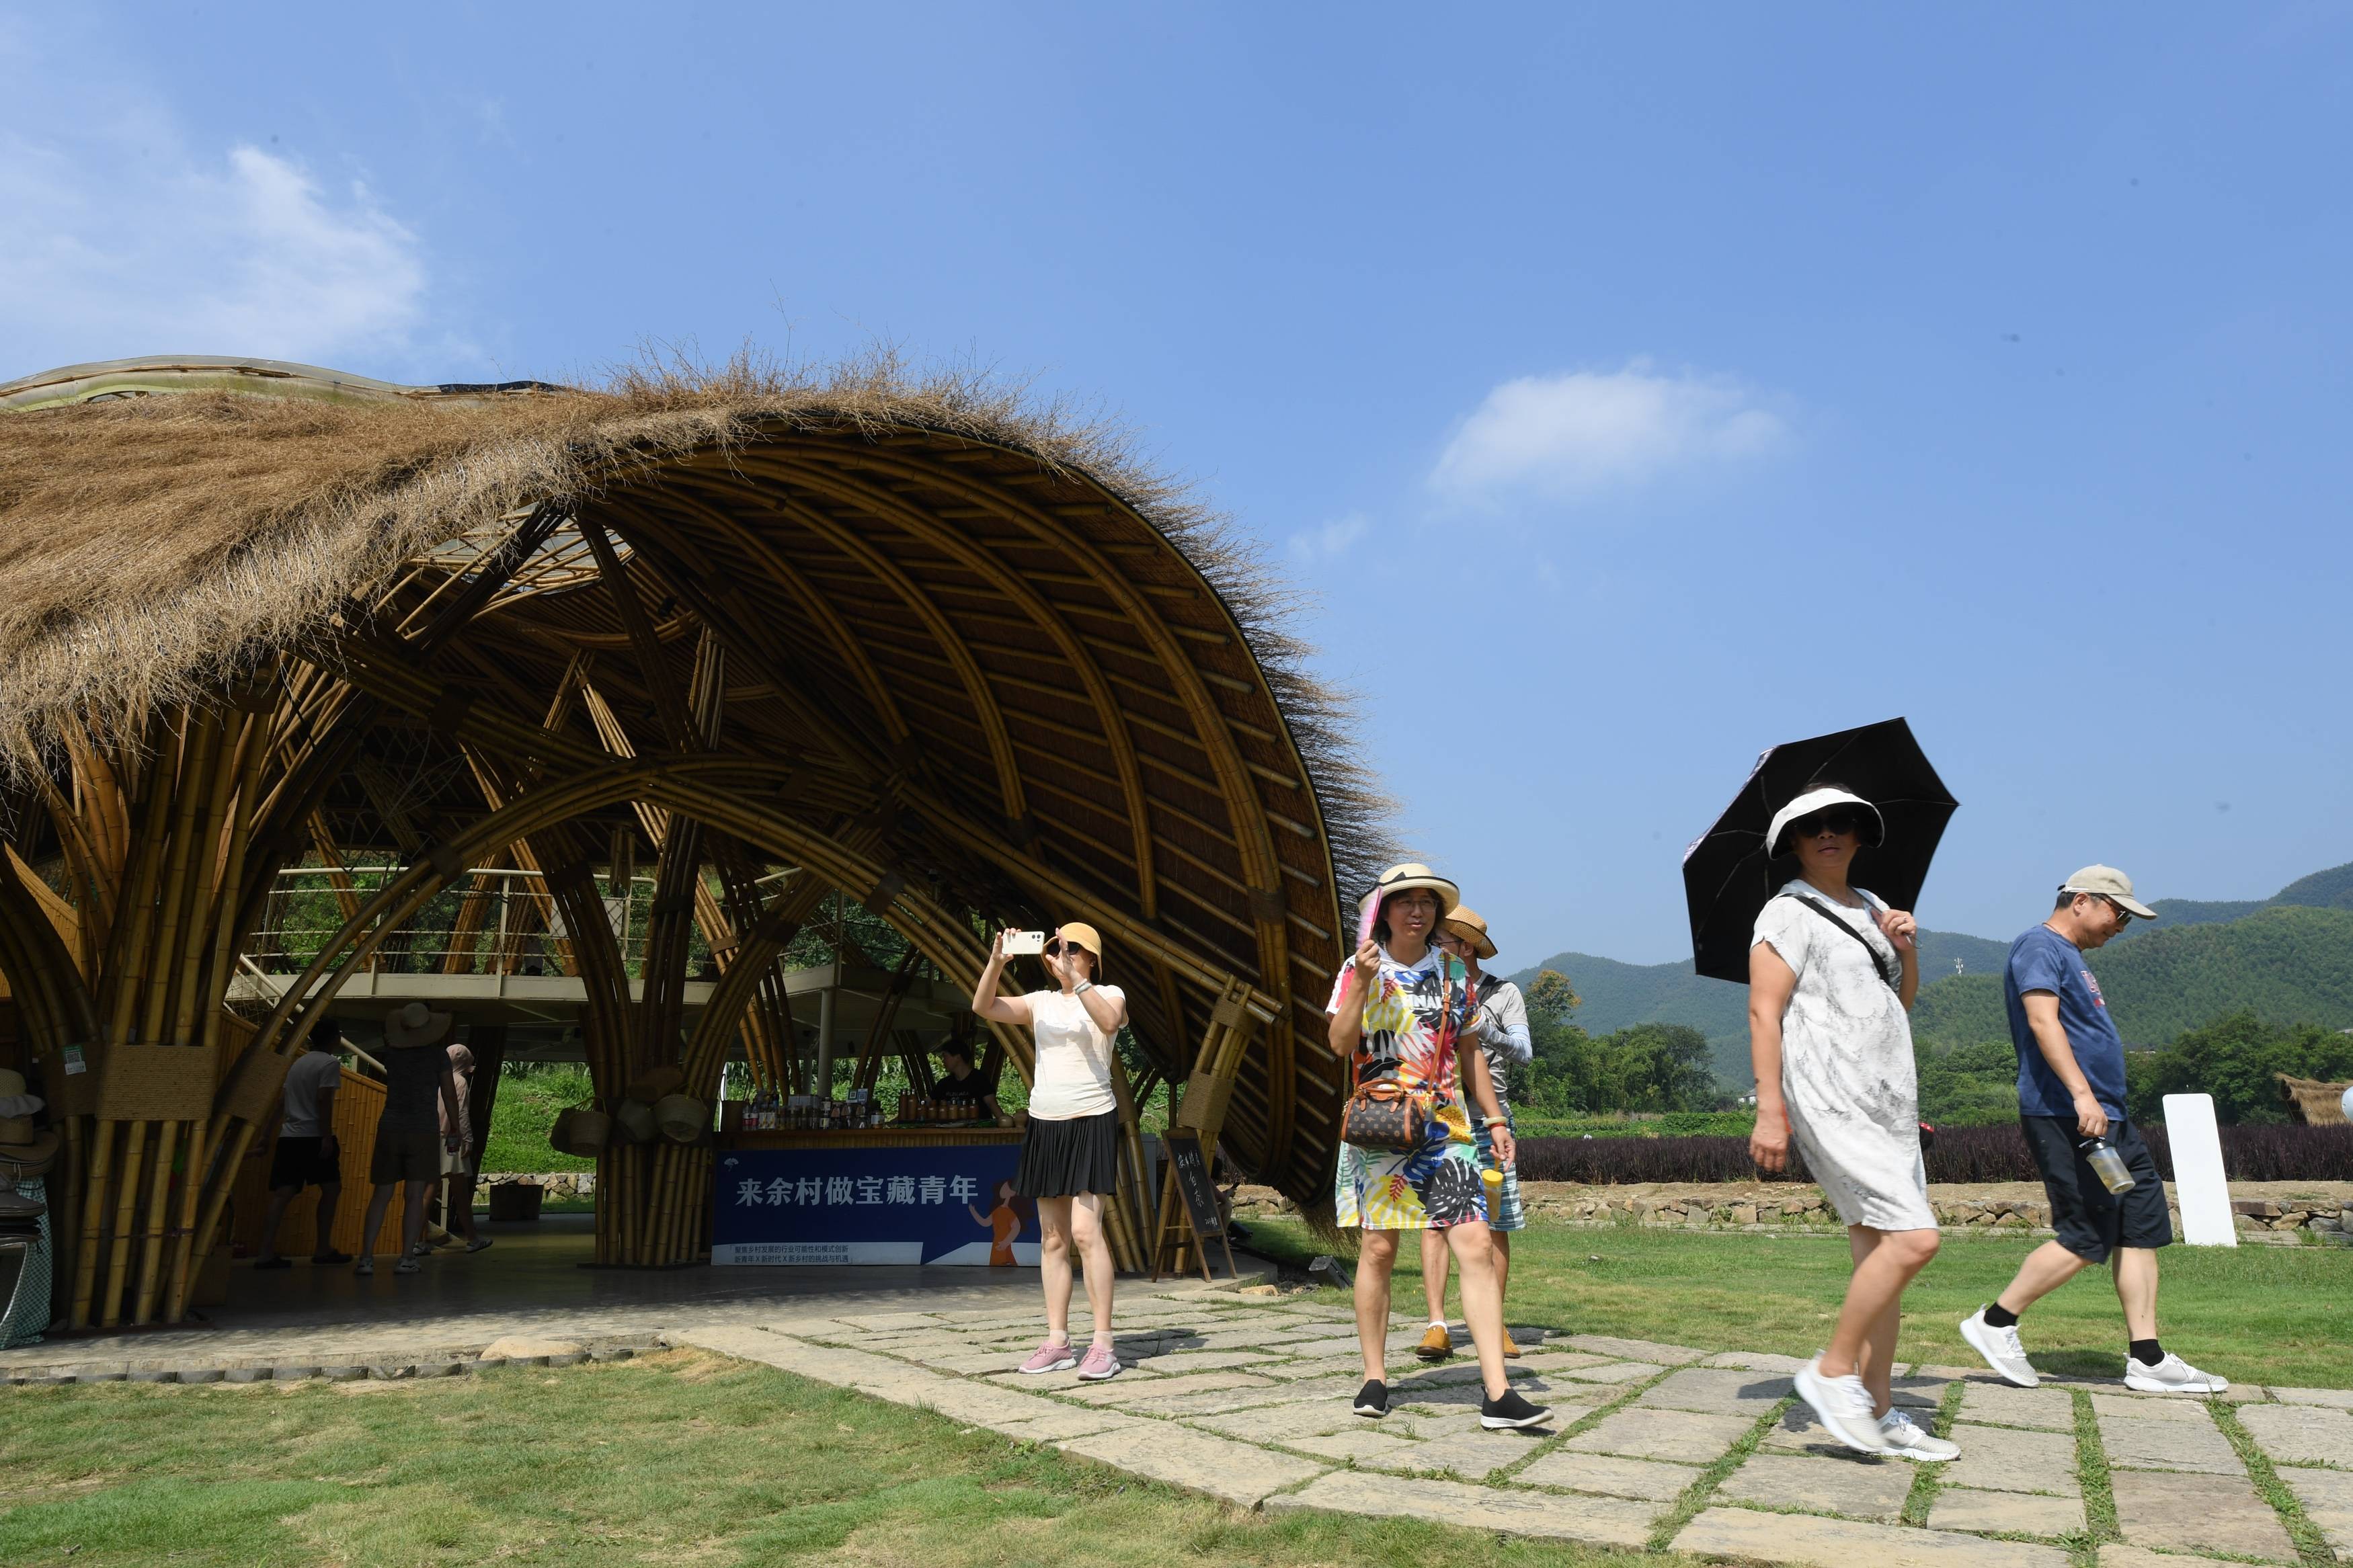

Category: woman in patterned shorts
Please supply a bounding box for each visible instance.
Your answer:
[1329,863,1549,1431]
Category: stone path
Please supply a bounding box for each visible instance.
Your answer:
[668,1295,2351,1567]
[9,1267,2349,1565]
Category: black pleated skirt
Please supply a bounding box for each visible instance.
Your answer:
[1015,1110,1121,1198]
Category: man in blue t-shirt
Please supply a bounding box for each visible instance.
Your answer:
[1958,866,2227,1396]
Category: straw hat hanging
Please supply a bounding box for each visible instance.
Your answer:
[653,1094,709,1143]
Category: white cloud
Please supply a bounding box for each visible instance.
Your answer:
[0,110,437,377]
[1430,362,1788,504]
[1288,511,1371,563]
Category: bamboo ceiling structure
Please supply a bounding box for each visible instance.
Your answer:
[0,353,1389,1326]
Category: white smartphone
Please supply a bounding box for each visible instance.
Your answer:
[1002,930,1045,956]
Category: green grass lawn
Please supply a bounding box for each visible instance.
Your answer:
[0,1351,1674,1568]
[1242,1218,2353,1390]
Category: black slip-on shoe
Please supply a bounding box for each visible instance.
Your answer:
[1480,1387,1552,1430]
[1353,1378,1389,1418]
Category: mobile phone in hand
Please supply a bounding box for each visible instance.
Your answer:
[1002,930,1046,956]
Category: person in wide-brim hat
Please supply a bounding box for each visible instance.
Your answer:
[354,1005,465,1276]
[1328,867,1546,1433]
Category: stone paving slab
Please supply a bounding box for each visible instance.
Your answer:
[1363,1427,1555,1480]
[2279,1466,2353,1555]
[1934,1423,2081,1494]
[1566,1405,1757,1464]
[1545,1359,1668,1385]
[1283,1428,1427,1463]
[1720,1450,1915,1520]
[1704,1350,1810,1373]
[1058,1421,1327,1508]
[1066,1370,1273,1407]
[2272,1385,2353,1409]
[1269,1470,1657,1546]
[1930,1487,2085,1536]
[2236,1400,2353,1467]
[2090,1391,2209,1422]
[1564,1335,1708,1366]
[980,1360,1168,1390]
[2097,1411,2245,1475]
[2109,1470,2298,1562]
[1118,1378,1349,1417]
[1636,1366,1793,1416]
[2097,1546,2251,1568]
[1672,1505,2073,1568]
[984,1406,1148,1442]
[1517,1451,1700,1501]
[1958,1382,2077,1432]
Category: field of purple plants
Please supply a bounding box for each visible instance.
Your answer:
[1513,1122,2353,1185]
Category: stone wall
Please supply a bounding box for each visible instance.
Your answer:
[1232,1179,2353,1245]
[476,1171,595,1199]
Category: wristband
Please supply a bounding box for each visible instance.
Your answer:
[1074,980,1096,995]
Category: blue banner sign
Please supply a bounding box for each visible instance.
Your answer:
[711,1143,1039,1266]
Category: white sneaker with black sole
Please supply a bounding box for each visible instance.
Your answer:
[2124,1352,2229,1395]
[1960,1307,2040,1389]
[1794,1354,1892,1454]
[1877,1409,1960,1460]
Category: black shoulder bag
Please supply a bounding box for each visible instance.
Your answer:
[1785,893,1901,991]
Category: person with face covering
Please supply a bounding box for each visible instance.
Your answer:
[1329,864,1550,1431]
[1748,786,1956,1460]
[972,921,1127,1381]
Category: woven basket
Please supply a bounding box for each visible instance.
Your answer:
[627,1065,686,1104]
[653,1094,709,1143]
[612,1098,658,1143]
[549,1107,609,1158]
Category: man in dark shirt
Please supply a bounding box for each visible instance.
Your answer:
[1959,867,2227,1395]
[354,1004,464,1276]
[934,1038,1003,1123]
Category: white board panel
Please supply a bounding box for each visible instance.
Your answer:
[2163,1093,2236,1247]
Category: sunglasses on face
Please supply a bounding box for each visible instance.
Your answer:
[1788,809,1865,840]
[2094,897,2132,927]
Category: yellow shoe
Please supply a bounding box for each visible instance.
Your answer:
[1416,1323,1453,1360]
[1502,1329,1523,1358]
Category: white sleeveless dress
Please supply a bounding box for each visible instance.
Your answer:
[1752,883,1934,1231]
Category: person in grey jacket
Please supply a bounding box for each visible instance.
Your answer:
[1417,906,1534,1358]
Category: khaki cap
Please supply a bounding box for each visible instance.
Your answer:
[1439,905,1498,960]
[2060,865,2157,921]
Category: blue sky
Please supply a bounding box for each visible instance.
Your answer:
[5,5,2348,963]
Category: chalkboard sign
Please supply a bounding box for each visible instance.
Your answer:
[1164,1129,1224,1242]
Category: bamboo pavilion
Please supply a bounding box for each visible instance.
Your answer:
[0,353,1389,1328]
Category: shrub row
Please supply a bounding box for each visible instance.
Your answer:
[1514,1122,2353,1186]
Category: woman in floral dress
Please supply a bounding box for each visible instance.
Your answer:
[1328,863,1550,1430]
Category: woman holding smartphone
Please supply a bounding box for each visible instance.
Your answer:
[1749,785,1954,1460]
[973,921,1127,1380]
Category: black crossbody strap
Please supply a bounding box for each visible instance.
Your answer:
[1786,893,1901,991]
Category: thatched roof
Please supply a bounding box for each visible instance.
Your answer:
[0,349,1393,1201]
[2277,1074,2350,1125]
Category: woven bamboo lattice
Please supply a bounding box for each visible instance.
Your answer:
[0,353,1391,1325]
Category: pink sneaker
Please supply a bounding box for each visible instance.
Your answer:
[1017,1339,1080,1374]
[1075,1344,1121,1381]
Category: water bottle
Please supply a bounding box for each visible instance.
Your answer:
[2080,1137,2135,1194]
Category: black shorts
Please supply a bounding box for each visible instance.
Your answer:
[268,1134,342,1191]
[1014,1110,1120,1198]
[2020,1114,2173,1262]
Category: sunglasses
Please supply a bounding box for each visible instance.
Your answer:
[1043,940,1091,957]
[2093,895,2133,927]
[1787,809,1866,841]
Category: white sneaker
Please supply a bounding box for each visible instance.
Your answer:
[1960,1307,2040,1389]
[1878,1409,1960,1460]
[2124,1352,2229,1395]
[1795,1355,1891,1454]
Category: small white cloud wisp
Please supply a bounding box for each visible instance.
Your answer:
[1430,362,1788,505]
[1288,511,1371,563]
[0,122,433,376]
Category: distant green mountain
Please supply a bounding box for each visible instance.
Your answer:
[2114,860,2353,940]
[1511,927,2012,1089]
[1513,862,2353,1089]
[1911,904,2353,1049]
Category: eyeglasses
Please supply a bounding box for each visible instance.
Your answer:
[2096,896,2132,927]
[1788,809,1866,840]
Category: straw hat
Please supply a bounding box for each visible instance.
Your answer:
[1053,921,1105,973]
[0,1068,40,1120]
[0,1115,36,1145]
[383,1001,453,1048]
[1440,905,1498,961]
[0,1126,60,1177]
[1368,862,1460,917]
[653,1094,709,1143]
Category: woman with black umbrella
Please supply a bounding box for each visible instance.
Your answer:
[1749,784,1956,1462]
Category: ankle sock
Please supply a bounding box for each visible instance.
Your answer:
[2130,1338,2164,1367]
[1429,1319,1448,1330]
[1982,1303,2020,1329]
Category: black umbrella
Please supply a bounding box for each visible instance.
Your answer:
[1681,717,1960,984]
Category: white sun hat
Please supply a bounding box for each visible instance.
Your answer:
[1765,786,1886,858]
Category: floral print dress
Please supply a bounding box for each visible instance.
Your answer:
[1329,947,1487,1230]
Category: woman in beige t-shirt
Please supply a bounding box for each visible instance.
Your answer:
[972,921,1128,1381]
